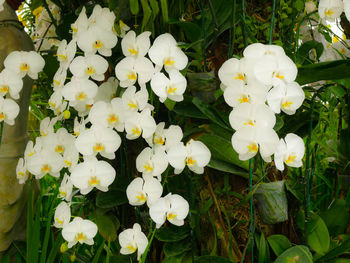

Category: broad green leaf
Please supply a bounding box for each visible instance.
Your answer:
[194,255,232,263]
[130,0,139,15]
[149,0,159,21]
[94,215,119,241]
[267,235,292,257]
[164,99,176,111]
[316,238,350,262]
[275,246,313,263]
[256,233,269,263]
[197,133,249,170]
[164,238,192,257]
[140,0,152,31]
[297,40,324,64]
[168,21,202,42]
[155,225,190,242]
[321,199,349,236]
[207,159,251,180]
[160,0,168,23]
[308,213,330,254]
[109,0,118,10]
[96,189,128,208]
[296,60,350,85]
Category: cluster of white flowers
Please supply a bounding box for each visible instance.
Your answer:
[219,43,305,171]
[0,51,44,127]
[15,4,211,259]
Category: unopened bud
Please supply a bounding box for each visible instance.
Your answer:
[60,242,68,253]
[63,110,71,119]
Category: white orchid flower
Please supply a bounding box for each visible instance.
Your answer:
[122,31,151,58]
[88,99,124,132]
[119,223,148,261]
[218,58,249,87]
[75,125,121,159]
[26,148,64,179]
[344,0,350,23]
[332,41,350,58]
[88,4,116,32]
[229,103,276,131]
[53,67,67,91]
[0,0,4,12]
[62,77,98,106]
[148,33,188,72]
[305,1,317,13]
[73,117,87,137]
[40,117,57,137]
[243,43,286,60]
[69,55,108,81]
[71,7,88,40]
[24,139,42,160]
[136,147,168,181]
[53,202,71,228]
[126,177,163,207]
[41,128,75,155]
[16,158,28,184]
[267,81,305,115]
[318,0,343,21]
[70,157,116,195]
[59,173,73,202]
[4,51,45,79]
[57,40,76,69]
[115,56,154,88]
[231,126,279,162]
[121,86,153,114]
[167,139,211,174]
[274,133,305,171]
[49,90,67,117]
[0,97,19,125]
[146,123,183,151]
[124,109,156,140]
[150,70,187,103]
[118,20,130,37]
[62,217,98,248]
[94,77,118,103]
[223,81,268,108]
[253,54,297,87]
[149,193,189,228]
[0,69,23,99]
[77,26,118,57]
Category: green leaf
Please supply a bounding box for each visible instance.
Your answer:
[164,99,176,111]
[109,0,118,10]
[330,85,347,99]
[96,189,128,208]
[296,60,350,85]
[155,225,190,242]
[256,233,269,263]
[94,215,119,241]
[130,0,139,15]
[316,237,350,262]
[321,199,349,236]
[197,133,249,170]
[168,21,202,42]
[164,238,192,257]
[149,0,160,21]
[194,255,232,263]
[140,0,152,31]
[275,246,313,263]
[206,159,251,180]
[308,213,330,254]
[267,235,292,257]
[160,0,168,23]
[297,40,324,64]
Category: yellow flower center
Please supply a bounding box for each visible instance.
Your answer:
[41,164,51,173]
[108,114,118,124]
[49,102,56,108]
[55,145,64,153]
[93,143,104,152]
[64,160,72,167]
[0,85,9,94]
[71,26,78,33]
[88,176,100,186]
[186,157,196,166]
[154,136,165,145]
[128,48,138,55]
[238,95,250,103]
[0,112,5,121]
[58,54,67,61]
[247,143,258,153]
[76,232,86,242]
[128,102,137,109]
[93,40,104,49]
[55,217,64,225]
[85,66,96,75]
[167,86,177,94]
[325,9,334,16]
[76,92,86,101]
[126,244,136,252]
[235,73,245,81]
[164,58,175,66]
[136,193,146,202]
[167,213,177,220]
[131,127,141,136]
[282,100,293,109]
[127,72,137,80]
[20,63,29,72]
[59,190,67,197]
[143,164,153,172]
[275,73,284,80]
[285,155,296,164]
[244,120,255,126]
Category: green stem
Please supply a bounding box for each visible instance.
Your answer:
[201,0,207,71]
[0,121,4,148]
[249,158,254,262]
[269,0,277,44]
[106,240,111,263]
[241,0,248,47]
[141,226,157,263]
[42,0,57,28]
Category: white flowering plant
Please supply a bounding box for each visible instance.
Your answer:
[1,0,349,262]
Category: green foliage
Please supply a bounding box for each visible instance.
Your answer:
[267,235,292,257]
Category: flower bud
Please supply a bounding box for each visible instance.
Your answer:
[60,242,68,253]
[63,110,71,119]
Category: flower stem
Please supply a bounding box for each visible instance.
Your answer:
[0,121,4,148]
[106,240,111,263]
[141,226,157,263]
[249,158,254,262]
[268,0,276,45]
